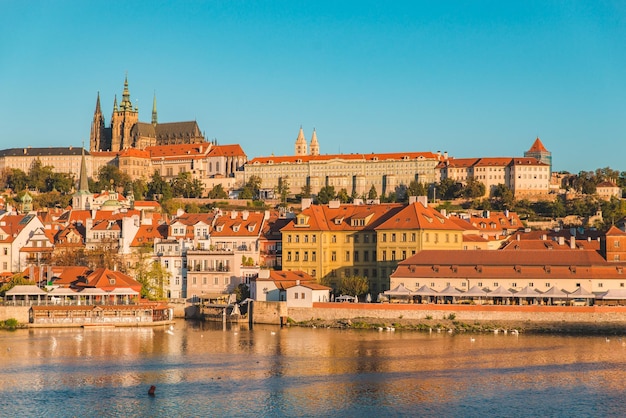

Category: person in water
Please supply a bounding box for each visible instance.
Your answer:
[148,385,156,396]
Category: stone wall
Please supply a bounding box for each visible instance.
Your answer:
[252,301,287,325]
[287,302,626,324]
[0,306,30,323]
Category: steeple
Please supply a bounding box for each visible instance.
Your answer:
[95,92,102,114]
[120,75,133,111]
[78,146,89,192]
[310,128,320,156]
[113,95,118,111]
[295,126,308,156]
[152,92,158,126]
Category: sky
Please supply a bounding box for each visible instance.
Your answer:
[1,1,625,173]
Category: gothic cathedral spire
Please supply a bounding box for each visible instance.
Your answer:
[89,92,105,152]
[295,126,308,156]
[152,92,158,126]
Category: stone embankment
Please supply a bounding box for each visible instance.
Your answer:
[286,303,626,334]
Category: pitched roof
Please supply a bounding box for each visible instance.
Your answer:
[528,137,548,153]
[281,203,403,232]
[0,147,88,157]
[146,142,211,159]
[375,202,463,231]
[208,144,247,158]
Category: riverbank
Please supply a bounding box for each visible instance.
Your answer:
[289,316,626,335]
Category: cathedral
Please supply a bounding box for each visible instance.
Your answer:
[90,76,205,152]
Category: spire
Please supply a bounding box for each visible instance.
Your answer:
[152,92,158,126]
[295,126,307,156]
[78,145,89,192]
[95,92,101,114]
[113,94,118,111]
[310,128,320,156]
[120,74,132,111]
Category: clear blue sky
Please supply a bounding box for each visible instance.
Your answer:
[1,1,625,173]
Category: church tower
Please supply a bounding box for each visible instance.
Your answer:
[152,93,158,126]
[524,137,552,173]
[310,128,320,156]
[295,126,308,156]
[72,146,93,210]
[110,75,139,151]
[90,92,106,152]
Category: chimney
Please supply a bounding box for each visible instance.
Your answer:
[570,236,576,249]
[558,236,565,246]
[242,210,249,221]
[231,210,237,219]
[328,200,340,209]
[416,196,428,207]
[296,279,300,286]
[301,198,312,210]
[408,196,417,205]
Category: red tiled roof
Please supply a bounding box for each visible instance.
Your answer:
[146,143,211,159]
[248,151,441,165]
[208,144,247,157]
[376,202,463,231]
[527,137,548,153]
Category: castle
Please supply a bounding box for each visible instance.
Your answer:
[90,76,204,152]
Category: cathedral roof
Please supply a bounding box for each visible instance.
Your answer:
[155,121,202,139]
[131,122,156,138]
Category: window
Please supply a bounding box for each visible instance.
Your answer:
[214,277,219,285]
[391,233,396,242]
[164,260,169,268]
[332,235,337,243]
[391,251,396,261]
[402,233,406,242]
[301,293,305,299]
[312,251,316,262]
[203,277,207,285]
[192,277,197,285]
[354,235,359,244]
[411,233,416,242]
[425,233,429,243]
[345,251,350,262]
[614,240,620,248]
[512,282,517,287]
[295,252,300,261]
[382,251,387,261]
[354,251,359,262]
[304,235,308,243]
[599,283,604,288]
[477,282,482,287]
[402,250,406,260]
[364,234,370,243]
[295,235,299,243]
[287,235,292,243]
[331,251,337,261]
[493,282,499,287]
[295,292,299,299]
[545,283,550,288]
[364,251,369,262]
[287,252,292,261]
[382,233,387,242]
[304,251,308,261]
[312,235,317,243]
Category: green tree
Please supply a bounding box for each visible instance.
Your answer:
[276,177,290,207]
[437,178,461,200]
[367,184,378,200]
[407,180,427,198]
[48,172,74,193]
[147,171,172,201]
[132,179,148,201]
[317,185,336,204]
[234,283,250,303]
[0,274,35,295]
[94,164,132,193]
[35,191,72,209]
[461,178,486,199]
[339,276,369,297]
[207,183,229,199]
[337,188,351,203]
[492,184,515,210]
[240,175,262,200]
[28,159,55,192]
[300,184,312,198]
[6,168,28,193]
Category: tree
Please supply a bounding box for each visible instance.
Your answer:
[234,283,250,303]
[240,175,262,200]
[367,184,378,200]
[300,184,312,198]
[339,276,369,297]
[337,188,351,203]
[6,168,28,193]
[35,191,72,209]
[276,177,290,206]
[0,273,34,295]
[461,178,486,199]
[407,180,427,198]
[48,172,75,193]
[317,185,336,204]
[437,178,461,200]
[28,159,54,192]
[133,245,171,300]
[50,248,89,267]
[94,164,132,193]
[492,184,515,210]
[207,183,228,199]
[147,171,172,201]
[132,179,148,201]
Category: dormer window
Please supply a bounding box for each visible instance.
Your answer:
[248,224,256,232]
[215,225,224,232]
[233,225,240,232]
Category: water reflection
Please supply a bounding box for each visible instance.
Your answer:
[1,321,625,417]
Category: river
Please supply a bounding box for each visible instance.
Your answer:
[0,320,624,417]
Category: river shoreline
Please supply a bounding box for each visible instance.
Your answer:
[290,316,626,335]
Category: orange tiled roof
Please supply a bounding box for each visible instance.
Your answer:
[212,211,265,237]
[208,144,247,157]
[248,151,441,165]
[527,137,548,153]
[146,143,211,159]
[376,202,463,232]
[281,203,403,232]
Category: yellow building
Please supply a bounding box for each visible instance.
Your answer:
[280,199,465,293]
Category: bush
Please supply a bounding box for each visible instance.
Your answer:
[3,318,19,330]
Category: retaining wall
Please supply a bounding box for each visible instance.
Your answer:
[0,306,30,323]
[287,302,626,324]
